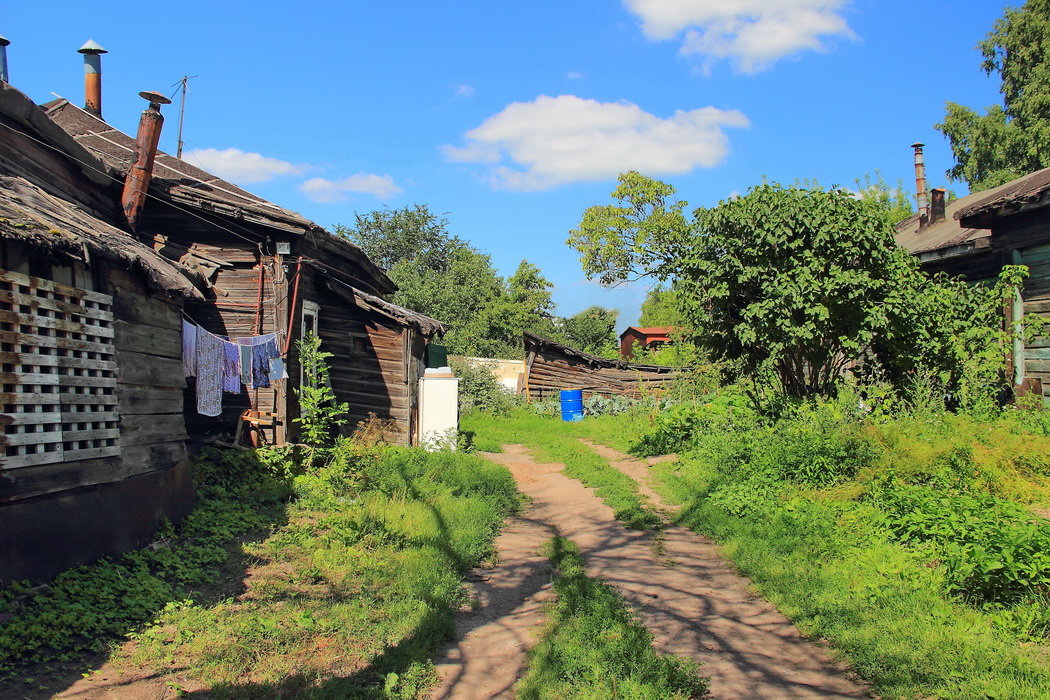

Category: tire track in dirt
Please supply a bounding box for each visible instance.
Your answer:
[478,443,870,700]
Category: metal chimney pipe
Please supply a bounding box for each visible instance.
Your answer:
[77,39,107,118]
[121,90,171,230]
[0,36,10,84]
[912,142,929,228]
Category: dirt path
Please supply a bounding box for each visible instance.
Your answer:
[480,443,870,700]
[430,515,555,699]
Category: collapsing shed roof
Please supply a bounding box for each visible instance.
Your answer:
[0,175,201,299]
[524,331,681,373]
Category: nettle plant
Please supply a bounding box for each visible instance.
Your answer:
[294,334,349,453]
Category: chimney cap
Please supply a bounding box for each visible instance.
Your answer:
[0,36,10,47]
[77,39,107,55]
[138,90,172,105]
[911,142,925,149]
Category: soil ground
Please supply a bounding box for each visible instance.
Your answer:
[435,443,872,699]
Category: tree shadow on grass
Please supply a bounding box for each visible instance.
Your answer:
[1,450,292,700]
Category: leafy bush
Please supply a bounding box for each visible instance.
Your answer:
[868,479,1050,604]
[449,357,521,415]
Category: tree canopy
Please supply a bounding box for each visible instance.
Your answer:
[569,174,1001,399]
[937,0,1050,189]
[338,205,579,359]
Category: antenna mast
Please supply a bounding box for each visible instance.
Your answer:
[172,75,198,158]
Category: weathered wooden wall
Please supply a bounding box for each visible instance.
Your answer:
[0,243,193,582]
[524,334,683,402]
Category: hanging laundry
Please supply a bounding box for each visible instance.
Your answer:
[238,343,253,387]
[252,336,280,388]
[222,342,241,393]
[182,319,197,377]
[269,357,289,382]
[196,331,224,416]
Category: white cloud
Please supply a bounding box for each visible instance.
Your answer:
[299,174,403,203]
[566,71,585,80]
[623,0,855,73]
[442,94,748,191]
[183,147,308,184]
[454,83,476,97]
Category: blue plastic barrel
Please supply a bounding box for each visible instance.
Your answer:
[560,389,584,422]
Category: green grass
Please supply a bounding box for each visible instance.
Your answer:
[0,448,291,677]
[518,537,709,699]
[462,409,661,529]
[117,443,521,697]
[1,443,521,698]
[625,396,1050,700]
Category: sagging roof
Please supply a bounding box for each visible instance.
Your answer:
[0,83,199,299]
[42,98,395,295]
[310,261,447,336]
[524,331,681,373]
[956,166,1050,226]
[893,181,1019,260]
[0,175,201,299]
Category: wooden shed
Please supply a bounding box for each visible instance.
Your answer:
[0,82,201,582]
[523,331,684,401]
[44,98,445,445]
[896,167,1050,402]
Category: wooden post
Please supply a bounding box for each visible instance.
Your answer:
[272,252,289,445]
[1012,249,1026,389]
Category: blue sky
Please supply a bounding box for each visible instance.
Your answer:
[9,1,1008,326]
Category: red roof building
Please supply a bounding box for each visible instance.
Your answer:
[619,326,675,359]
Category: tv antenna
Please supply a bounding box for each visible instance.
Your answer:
[171,75,198,158]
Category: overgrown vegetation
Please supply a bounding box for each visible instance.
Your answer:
[518,537,708,699]
[120,444,519,696]
[0,448,290,676]
[627,391,1050,698]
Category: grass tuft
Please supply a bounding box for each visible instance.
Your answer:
[518,537,709,699]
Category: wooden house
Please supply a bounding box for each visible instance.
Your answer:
[44,96,445,445]
[0,82,200,582]
[523,331,684,401]
[618,326,675,360]
[895,161,1050,401]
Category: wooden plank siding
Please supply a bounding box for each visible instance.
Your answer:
[523,333,685,402]
[1,253,189,503]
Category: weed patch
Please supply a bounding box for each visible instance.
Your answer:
[0,448,289,677]
[628,391,1050,698]
[118,443,520,696]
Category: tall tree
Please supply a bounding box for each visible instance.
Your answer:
[567,171,689,285]
[937,0,1050,189]
[855,172,915,227]
[638,284,683,327]
[561,306,619,357]
[336,204,458,271]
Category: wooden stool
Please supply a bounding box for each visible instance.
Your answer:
[235,410,280,447]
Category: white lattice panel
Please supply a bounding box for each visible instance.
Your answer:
[0,269,119,468]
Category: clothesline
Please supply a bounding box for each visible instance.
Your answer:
[181,318,288,417]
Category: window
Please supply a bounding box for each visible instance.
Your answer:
[0,269,119,468]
